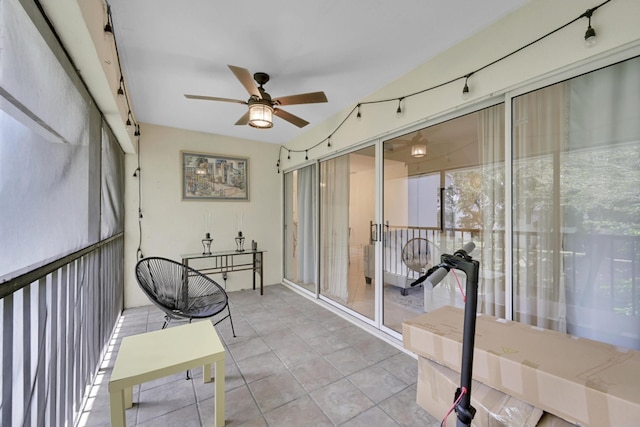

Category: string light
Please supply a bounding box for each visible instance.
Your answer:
[103,5,113,35]
[103,3,139,136]
[305,150,308,161]
[134,113,143,260]
[462,73,473,100]
[583,8,597,47]
[274,1,611,169]
[327,135,332,148]
[287,151,291,160]
[117,76,124,96]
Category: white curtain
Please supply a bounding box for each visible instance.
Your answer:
[512,84,568,332]
[320,156,350,303]
[478,104,506,318]
[563,57,640,348]
[296,165,316,284]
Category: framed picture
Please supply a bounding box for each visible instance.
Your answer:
[181,151,249,201]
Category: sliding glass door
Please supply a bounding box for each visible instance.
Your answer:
[283,56,639,350]
[381,104,505,333]
[283,164,317,293]
[512,57,640,349]
[319,146,376,320]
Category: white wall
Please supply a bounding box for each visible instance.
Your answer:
[349,159,375,249]
[124,123,281,307]
[283,0,640,165]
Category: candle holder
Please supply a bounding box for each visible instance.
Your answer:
[235,231,245,252]
[202,232,213,255]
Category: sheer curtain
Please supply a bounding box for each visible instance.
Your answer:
[320,156,350,302]
[512,84,568,332]
[296,165,316,285]
[478,104,506,318]
[562,57,640,348]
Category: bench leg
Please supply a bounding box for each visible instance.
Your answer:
[109,389,126,427]
[124,387,133,409]
[203,363,212,383]
[215,359,225,427]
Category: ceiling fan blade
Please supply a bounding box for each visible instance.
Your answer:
[273,108,309,128]
[228,65,260,98]
[184,94,247,104]
[234,111,250,126]
[274,91,328,106]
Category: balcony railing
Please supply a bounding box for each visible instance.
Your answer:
[0,234,124,427]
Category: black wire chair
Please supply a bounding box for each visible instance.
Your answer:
[135,256,236,337]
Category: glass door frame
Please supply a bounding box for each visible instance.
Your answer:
[314,140,381,328]
[281,159,321,298]
[377,100,506,339]
[312,97,508,340]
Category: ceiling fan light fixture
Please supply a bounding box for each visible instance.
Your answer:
[248,103,274,129]
[411,144,427,158]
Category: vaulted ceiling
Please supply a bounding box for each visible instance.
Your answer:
[106,0,530,145]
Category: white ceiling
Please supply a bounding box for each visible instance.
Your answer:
[108,0,530,145]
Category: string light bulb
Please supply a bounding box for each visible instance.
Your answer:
[327,135,332,148]
[134,124,140,136]
[305,150,308,161]
[117,76,124,96]
[356,104,362,119]
[462,73,473,100]
[583,8,597,47]
[287,151,291,160]
[396,98,403,115]
[126,111,132,127]
[104,4,114,38]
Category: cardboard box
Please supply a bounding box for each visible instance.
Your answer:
[403,306,640,427]
[418,357,543,427]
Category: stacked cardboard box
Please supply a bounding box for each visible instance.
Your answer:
[418,357,543,426]
[403,306,640,426]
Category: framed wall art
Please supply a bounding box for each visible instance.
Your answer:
[181,151,249,201]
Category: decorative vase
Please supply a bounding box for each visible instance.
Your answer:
[235,231,245,252]
[202,232,213,255]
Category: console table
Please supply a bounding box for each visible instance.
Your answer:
[181,249,266,295]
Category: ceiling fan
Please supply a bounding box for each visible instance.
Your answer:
[184,65,328,129]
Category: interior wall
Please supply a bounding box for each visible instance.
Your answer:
[283,0,640,164]
[124,123,281,307]
[349,161,375,250]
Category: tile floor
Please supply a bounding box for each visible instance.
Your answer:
[77,284,442,427]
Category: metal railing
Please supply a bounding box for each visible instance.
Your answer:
[384,225,639,319]
[383,225,480,280]
[0,234,124,427]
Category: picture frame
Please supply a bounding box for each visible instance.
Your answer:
[181,151,249,201]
